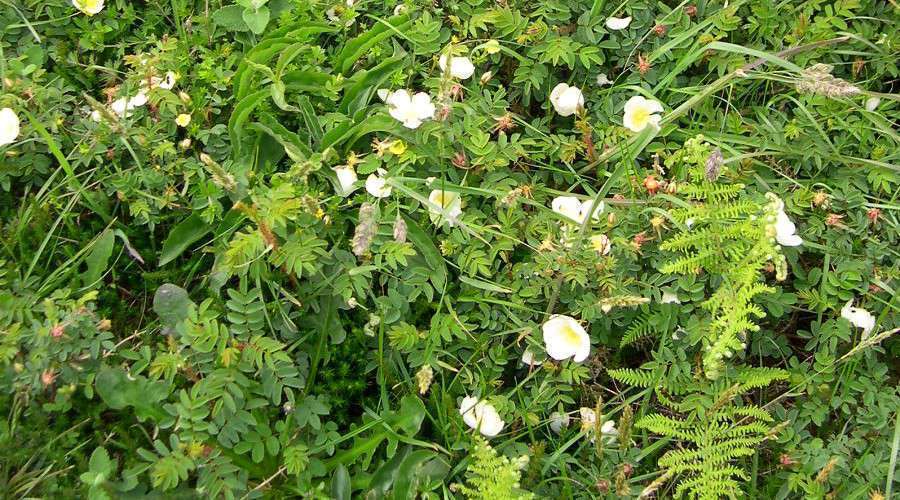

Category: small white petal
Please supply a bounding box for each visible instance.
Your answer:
[605,16,632,30]
[332,166,358,197]
[377,88,390,101]
[439,54,476,80]
[865,97,880,112]
[428,189,463,226]
[549,83,584,117]
[549,411,570,434]
[596,73,612,86]
[661,291,680,304]
[551,196,584,223]
[72,0,104,15]
[0,108,21,146]
[365,173,392,198]
[841,300,876,337]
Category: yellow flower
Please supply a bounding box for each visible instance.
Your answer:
[389,140,407,155]
[73,0,104,15]
[484,40,501,54]
[175,113,191,127]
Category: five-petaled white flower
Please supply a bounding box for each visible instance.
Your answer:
[767,194,803,247]
[542,315,591,363]
[623,95,663,132]
[427,189,463,226]
[365,169,392,198]
[605,16,632,30]
[73,0,104,15]
[386,90,436,129]
[590,234,611,255]
[439,54,475,80]
[459,396,505,438]
[332,165,358,197]
[0,108,20,146]
[551,196,604,224]
[549,83,585,117]
[841,300,876,337]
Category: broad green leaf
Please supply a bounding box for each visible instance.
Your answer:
[242,7,270,35]
[158,213,211,267]
[153,283,194,328]
[82,229,115,288]
[211,5,249,31]
[331,464,351,500]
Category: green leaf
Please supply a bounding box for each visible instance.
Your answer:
[158,213,211,267]
[331,464,351,500]
[82,229,115,288]
[401,216,447,291]
[211,5,249,32]
[153,283,194,329]
[242,7,270,35]
[333,14,411,74]
[89,447,115,477]
[229,89,270,158]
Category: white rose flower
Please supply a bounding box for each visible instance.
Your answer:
[549,411,570,434]
[386,90,436,129]
[551,196,604,224]
[841,300,876,337]
[365,169,392,198]
[0,108,21,146]
[599,419,619,444]
[542,315,590,363]
[605,16,632,30]
[427,189,463,226]
[459,396,505,438]
[73,0,104,15]
[590,234,611,255]
[332,165,358,197]
[549,83,585,117]
[439,54,476,80]
[622,95,663,132]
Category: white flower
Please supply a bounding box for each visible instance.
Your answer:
[332,165,358,196]
[377,88,390,101]
[109,92,148,118]
[175,113,191,127]
[386,89,435,129]
[549,411,570,434]
[551,196,604,224]
[365,169,392,198]
[605,16,632,30]
[459,396,505,438]
[841,300,876,337]
[590,234,611,255]
[578,408,617,443]
[622,95,663,132]
[660,290,681,304]
[865,97,880,112]
[393,4,407,15]
[428,189,463,226]
[73,0,104,15]
[521,349,545,367]
[579,407,596,430]
[90,110,103,122]
[549,83,584,117]
[599,420,618,444]
[439,54,476,80]
[542,315,590,363]
[766,196,803,247]
[156,71,177,90]
[596,73,612,86]
[0,108,21,146]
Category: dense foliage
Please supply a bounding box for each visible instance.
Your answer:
[1,0,898,498]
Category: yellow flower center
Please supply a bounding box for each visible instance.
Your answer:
[559,323,581,346]
[630,107,650,129]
